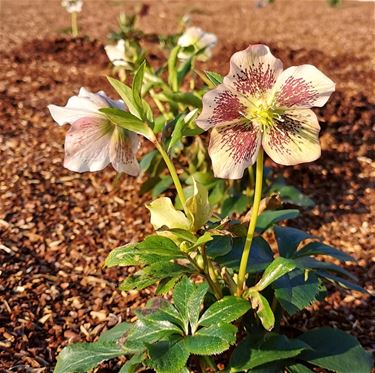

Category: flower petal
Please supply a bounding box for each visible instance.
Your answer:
[262,109,321,165]
[208,122,262,179]
[104,40,127,67]
[224,44,283,98]
[109,127,140,176]
[178,27,202,47]
[272,65,335,109]
[64,117,113,172]
[196,84,247,131]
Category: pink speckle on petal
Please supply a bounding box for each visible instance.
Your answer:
[213,123,260,165]
[276,77,319,107]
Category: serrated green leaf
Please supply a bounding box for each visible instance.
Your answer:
[256,209,300,232]
[204,71,224,86]
[274,226,313,258]
[99,322,132,343]
[147,339,189,373]
[230,334,310,371]
[187,282,209,333]
[286,364,315,373]
[100,107,155,141]
[105,243,141,268]
[173,276,194,331]
[119,353,145,373]
[185,323,237,355]
[249,291,275,331]
[185,178,212,232]
[317,271,366,293]
[298,327,373,373]
[254,257,297,291]
[273,269,321,315]
[198,296,250,327]
[137,235,182,257]
[146,197,191,231]
[296,241,355,262]
[156,276,183,295]
[54,342,125,373]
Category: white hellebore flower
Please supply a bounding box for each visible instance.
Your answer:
[61,0,83,13]
[48,88,140,175]
[177,26,218,61]
[104,40,127,67]
[196,44,335,179]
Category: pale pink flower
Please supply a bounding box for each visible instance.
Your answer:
[196,44,335,179]
[48,88,140,175]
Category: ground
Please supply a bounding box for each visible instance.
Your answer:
[0,0,374,371]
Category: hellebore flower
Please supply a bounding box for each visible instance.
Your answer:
[196,44,335,179]
[177,26,218,61]
[48,88,140,175]
[61,0,83,13]
[105,40,127,67]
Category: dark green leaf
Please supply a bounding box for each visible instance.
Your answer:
[119,353,145,373]
[286,363,315,373]
[54,342,125,373]
[296,241,355,262]
[198,296,250,327]
[156,276,183,295]
[140,150,158,172]
[298,327,373,373]
[215,237,274,274]
[147,339,189,373]
[151,175,173,198]
[185,323,237,355]
[173,276,194,331]
[256,209,300,232]
[277,185,314,207]
[317,271,366,293]
[274,226,313,258]
[221,194,250,217]
[206,235,233,258]
[187,282,209,333]
[230,334,310,371]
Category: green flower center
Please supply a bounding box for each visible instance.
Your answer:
[246,103,284,131]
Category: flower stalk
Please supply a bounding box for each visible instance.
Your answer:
[71,12,78,37]
[237,148,264,295]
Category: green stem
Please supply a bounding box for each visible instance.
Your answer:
[154,141,187,212]
[237,149,264,296]
[71,12,78,37]
[202,246,222,300]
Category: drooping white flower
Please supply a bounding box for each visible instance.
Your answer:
[48,88,140,175]
[61,0,83,13]
[177,26,218,61]
[196,44,335,179]
[104,40,127,67]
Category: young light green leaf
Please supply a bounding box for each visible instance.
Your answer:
[100,107,155,141]
[298,327,373,373]
[254,257,296,291]
[106,76,141,118]
[132,60,146,118]
[185,323,237,355]
[204,71,224,86]
[146,197,191,231]
[185,178,212,232]
[249,291,275,331]
[168,46,180,91]
[198,296,250,327]
[54,342,125,373]
[189,232,213,250]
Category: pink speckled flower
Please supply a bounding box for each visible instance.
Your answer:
[196,44,335,179]
[48,88,140,175]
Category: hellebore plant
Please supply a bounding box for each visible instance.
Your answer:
[50,45,373,373]
[61,0,83,37]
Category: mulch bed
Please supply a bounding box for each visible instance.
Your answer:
[1,1,374,371]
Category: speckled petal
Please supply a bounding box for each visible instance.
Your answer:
[64,117,113,172]
[262,109,321,165]
[272,65,335,109]
[196,84,247,131]
[208,121,262,179]
[109,127,140,176]
[224,44,283,98]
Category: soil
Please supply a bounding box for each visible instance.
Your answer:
[0,0,374,372]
